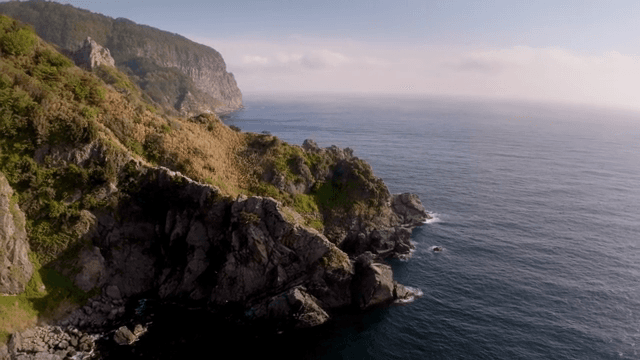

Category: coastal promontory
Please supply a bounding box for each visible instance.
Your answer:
[0,12,428,359]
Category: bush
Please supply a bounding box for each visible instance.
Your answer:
[80,106,100,120]
[32,49,73,82]
[0,73,12,89]
[0,15,13,33]
[1,27,37,56]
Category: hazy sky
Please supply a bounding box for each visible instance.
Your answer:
[21,0,640,110]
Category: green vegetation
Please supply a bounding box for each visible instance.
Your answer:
[0,254,92,343]
[0,0,234,116]
[1,25,37,56]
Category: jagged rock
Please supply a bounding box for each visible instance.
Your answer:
[7,332,21,356]
[0,172,33,294]
[392,193,430,226]
[72,245,106,292]
[73,36,115,70]
[132,324,147,337]
[351,252,396,309]
[302,139,320,153]
[113,326,136,345]
[254,286,330,328]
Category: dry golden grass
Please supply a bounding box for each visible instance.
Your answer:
[161,118,248,194]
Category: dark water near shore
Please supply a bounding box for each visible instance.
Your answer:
[104,94,640,359]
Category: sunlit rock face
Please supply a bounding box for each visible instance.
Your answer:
[0,173,33,295]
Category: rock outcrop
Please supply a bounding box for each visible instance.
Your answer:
[50,156,424,330]
[72,37,115,70]
[0,173,33,295]
[253,137,430,260]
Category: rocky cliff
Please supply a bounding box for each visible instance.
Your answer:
[0,0,243,115]
[0,13,429,359]
[72,37,115,71]
[0,174,33,295]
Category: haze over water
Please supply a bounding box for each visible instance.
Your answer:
[221,94,640,359]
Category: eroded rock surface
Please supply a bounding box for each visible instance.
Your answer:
[73,37,116,70]
[0,172,33,295]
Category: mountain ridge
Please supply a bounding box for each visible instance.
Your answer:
[0,0,243,115]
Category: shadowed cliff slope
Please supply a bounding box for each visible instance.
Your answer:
[0,0,243,116]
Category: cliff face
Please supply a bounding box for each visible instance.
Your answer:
[0,173,33,295]
[0,1,243,115]
[54,157,424,331]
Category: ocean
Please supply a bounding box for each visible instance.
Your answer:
[101,94,640,359]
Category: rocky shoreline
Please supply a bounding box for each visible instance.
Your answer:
[1,142,428,360]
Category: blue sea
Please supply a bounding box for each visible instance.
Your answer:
[103,94,640,359]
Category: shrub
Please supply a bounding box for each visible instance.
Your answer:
[0,73,12,89]
[80,106,100,120]
[32,49,73,82]
[0,26,37,56]
[0,15,13,33]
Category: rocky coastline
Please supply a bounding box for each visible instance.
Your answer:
[0,11,429,359]
[1,148,428,359]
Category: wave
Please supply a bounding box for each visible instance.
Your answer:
[394,286,424,304]
[423,212,442,224]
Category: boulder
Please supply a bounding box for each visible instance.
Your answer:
[113,326,137,345]
[351,252,395,309]
[105,285,121,300]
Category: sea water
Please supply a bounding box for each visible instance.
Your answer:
[102,94,640,359]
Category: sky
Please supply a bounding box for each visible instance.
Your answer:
[13,0,640,110]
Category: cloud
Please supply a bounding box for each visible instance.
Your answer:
[240,49,351,70]
[242,55,269,65]
[188,35,640,111]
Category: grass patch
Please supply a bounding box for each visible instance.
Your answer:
[293,193,318,214]
[0,254,91,343]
